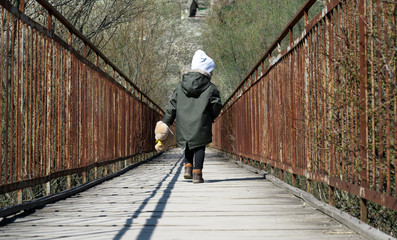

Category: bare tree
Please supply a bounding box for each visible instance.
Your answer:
[25,0,150,51]
[101,0,180,109]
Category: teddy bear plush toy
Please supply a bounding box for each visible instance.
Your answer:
[154,121,174,151]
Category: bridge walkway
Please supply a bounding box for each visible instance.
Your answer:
[1,148,365,240]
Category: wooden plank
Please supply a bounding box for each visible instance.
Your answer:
[0,148,366,240]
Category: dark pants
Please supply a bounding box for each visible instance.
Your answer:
[184,145,205,170]
[189,9,197,17]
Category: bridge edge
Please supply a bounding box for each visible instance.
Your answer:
[219,150,396,240]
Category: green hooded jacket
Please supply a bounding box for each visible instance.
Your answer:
[162,70,222,149]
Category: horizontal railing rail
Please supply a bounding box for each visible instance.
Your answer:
[0,0,163,209]
[212,0,396,223]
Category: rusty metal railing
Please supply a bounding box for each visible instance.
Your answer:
[0,0,163,208]
[212,0,396,221]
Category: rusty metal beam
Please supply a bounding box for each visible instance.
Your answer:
[213,0,397,214]
[0,0,164,209]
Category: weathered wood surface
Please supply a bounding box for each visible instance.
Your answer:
[1,148,365,239]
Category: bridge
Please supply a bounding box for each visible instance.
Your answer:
[0,0,396,239]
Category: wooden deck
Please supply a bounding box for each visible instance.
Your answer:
[1,148,366,240]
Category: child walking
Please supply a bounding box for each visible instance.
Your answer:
[162,50,222,183]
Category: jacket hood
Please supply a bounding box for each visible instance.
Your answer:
[181,70,211,98]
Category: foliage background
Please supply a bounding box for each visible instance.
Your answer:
[202,0,326,100]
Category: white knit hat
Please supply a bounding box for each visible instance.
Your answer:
[191,50,215,73]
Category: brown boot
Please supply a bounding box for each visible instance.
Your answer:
[193,169,204,183]
[184,163,193,179]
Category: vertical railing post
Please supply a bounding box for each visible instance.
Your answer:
[0,3,4,189]
[303,9,312,194]
[113,73,117,171]
[9,9,15,188]
[327,6,336,207]
[98,54,107,176]
[45,9,53,196]
[94,53,98,179]
[66,31,72,189]
[386,2,393,199]
[358,0,368,222]
[82,43,87,184]
[276,42,284,182]
[17,0,25,203]
[369,0,376,190]
[289,27,297,187]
